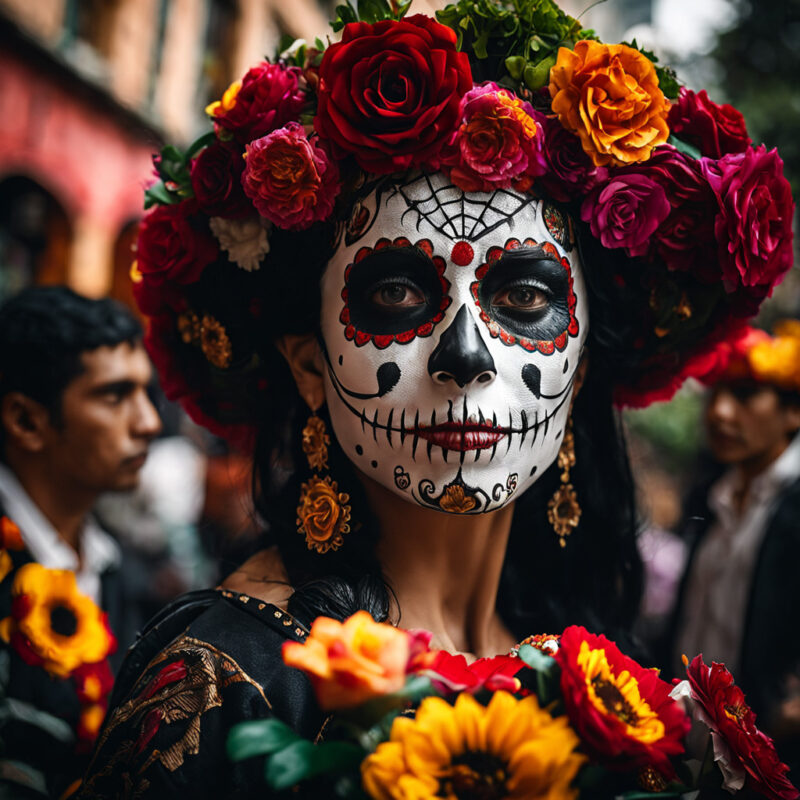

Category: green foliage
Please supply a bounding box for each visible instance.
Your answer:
[265,740,364,791]
[331,0,413,32]
[436,0,596,89]
[143,132,214,210]
[227,718,300,761]
[517,644,561,706]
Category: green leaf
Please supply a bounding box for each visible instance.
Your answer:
[517,643,555,673]
[523,54,556,90]
[265,740,364,790]
[657,64,681,99]
[226,718,300,762]
[143,180,177,209]
[185,131,216,161]
[668,135,702,161]
[505,55,526,80]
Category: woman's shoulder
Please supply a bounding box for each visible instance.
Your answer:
[78,588,325,799]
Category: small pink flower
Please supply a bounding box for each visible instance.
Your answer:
[242,122,340,231]
[702,145,794,297]
[438,83,546,192]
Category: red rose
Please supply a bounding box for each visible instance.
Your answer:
[209,62,306,144]
[702,145,794,297]
[136,202,218,286]
[668,88,751,159]
[555,625,690,776]
[190,142,251,218]
[685,655,799,800]
[314,15,472,174]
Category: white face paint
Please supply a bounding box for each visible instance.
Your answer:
[319,172,589,514]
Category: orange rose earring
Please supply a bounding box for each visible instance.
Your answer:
[296,411,352,554]
[547,416,581,548]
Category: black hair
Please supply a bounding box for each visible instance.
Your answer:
[0,286,142,454]
[246,194,643,640]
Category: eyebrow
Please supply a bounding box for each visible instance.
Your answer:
[89,379,139,397]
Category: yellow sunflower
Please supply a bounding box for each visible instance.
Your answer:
[361,691,585,800]
[0,563,116,678]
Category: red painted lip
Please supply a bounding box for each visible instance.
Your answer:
[414,422,506,452]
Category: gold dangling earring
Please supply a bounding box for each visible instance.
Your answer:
[296,410,351,554]
[547,416,581,548]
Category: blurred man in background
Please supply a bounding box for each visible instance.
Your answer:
[0,286,161,798]
[664,323,800,771]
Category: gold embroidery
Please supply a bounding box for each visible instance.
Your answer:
[81,635,271,793]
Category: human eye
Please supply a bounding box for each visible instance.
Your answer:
[491,283,550,313]
[369,278,426,310]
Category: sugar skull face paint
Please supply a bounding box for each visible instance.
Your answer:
[319,172,589,514]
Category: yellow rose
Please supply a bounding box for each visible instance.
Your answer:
[549,40,670,167]
[282,611,411,710]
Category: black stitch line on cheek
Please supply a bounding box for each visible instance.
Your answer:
[386,408,394,446]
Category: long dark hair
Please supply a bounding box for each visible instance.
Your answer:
[246,198,643,639]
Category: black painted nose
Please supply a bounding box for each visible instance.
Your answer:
[428,305,496,388]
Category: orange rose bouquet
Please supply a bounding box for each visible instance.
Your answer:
[227,615,797,799]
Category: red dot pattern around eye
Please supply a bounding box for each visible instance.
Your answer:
[339,237,452,349]
[450,241,474,266]
[470,237,579,354]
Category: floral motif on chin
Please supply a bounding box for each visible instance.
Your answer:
[412,469,515,515]
[339,237,451,349]
[471,237,579,354]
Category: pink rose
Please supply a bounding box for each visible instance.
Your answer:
[668,88,751,159]
[581,173,671,256]
[190,142,251,218]
[702,145,794,297]
[437,83,546,192]
[241,122,339,230]
[533,109,601,202]
[209,62,306,144]
[136,202,218,286]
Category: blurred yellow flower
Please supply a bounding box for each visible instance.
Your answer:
[0,564,115,678]
[549,40,670,167]
[361,691,585,800]
[282,611,411,710]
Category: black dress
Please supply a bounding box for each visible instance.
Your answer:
[77,590,327,799]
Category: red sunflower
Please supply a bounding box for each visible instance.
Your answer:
[555,625,690,776]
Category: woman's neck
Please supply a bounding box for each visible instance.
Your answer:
[361,475,517,660]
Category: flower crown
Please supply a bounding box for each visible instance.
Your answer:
[133,0,795,444]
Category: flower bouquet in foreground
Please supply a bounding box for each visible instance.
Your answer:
[227,613,797,799]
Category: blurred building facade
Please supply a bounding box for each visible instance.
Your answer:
[0,0,332,304]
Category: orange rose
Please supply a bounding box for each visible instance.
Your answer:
[296,475,351,553]
[282,611,411,709]
[549,40,670,167]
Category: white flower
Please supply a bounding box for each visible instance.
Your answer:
[209,216,269,272]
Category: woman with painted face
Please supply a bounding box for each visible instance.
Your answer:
[78,2,794,796]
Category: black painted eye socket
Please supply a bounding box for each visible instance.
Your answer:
[478,247,570,341]
[345,246,443,335]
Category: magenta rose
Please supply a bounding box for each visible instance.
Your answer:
[436,83,546,192]
[314,15,472,174]
[137,202,218,286]
[533,109,601,202]
[702,145,794,297]
[210,62,306,144]
[668,88,751,159]
[241,122,339,230]
[581,172,671,256]
[190,142,251,218]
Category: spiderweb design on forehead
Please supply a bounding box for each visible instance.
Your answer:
[390,173,537,243]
